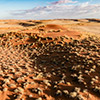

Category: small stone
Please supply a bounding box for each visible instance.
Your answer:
[63,90,69,95]
[74,87,81,93]
[9,84,16,88]
[56,90,62,96]
[66,82,71,86]
[77,94,84,100]
[17,77,24,82]
[16,94,22,99]
[59,80,65,84]
[53,85,58,89]
[91,81,94,85]
[92,65,96,69]
[95,76,99,79]
[18,87,24,93]
[90,69,95,72]
[4,79,10,84]
[43,80,51,86]
[3,88,8,91]
[83,89,88,93]
[92,78,96,81]
[29,94,33,98]
[85,70,89,74]
[14,89,19,93]
[36,97,42,100]
[70,92,77,98]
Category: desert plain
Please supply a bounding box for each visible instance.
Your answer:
[0,19,100,100]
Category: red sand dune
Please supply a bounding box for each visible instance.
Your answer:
[0,19,99,100]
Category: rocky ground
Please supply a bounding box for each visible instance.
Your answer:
[0,19,100,100]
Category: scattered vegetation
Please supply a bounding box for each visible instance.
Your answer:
[0,30,100,100]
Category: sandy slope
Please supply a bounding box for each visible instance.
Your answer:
[0,19,99,100]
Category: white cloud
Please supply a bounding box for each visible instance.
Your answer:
[10,1,100,19]
[51,0,77,5]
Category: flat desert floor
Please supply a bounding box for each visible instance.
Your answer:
[0,19,100,100]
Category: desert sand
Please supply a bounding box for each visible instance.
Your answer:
[0,19,100,100]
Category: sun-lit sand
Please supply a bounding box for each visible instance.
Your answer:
[0,19,100,100]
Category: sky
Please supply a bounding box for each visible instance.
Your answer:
[0,0,100,19]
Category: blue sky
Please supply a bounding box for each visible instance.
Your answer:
[0,0,100,19]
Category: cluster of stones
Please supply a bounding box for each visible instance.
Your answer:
[0,33,100,100]
[34,35,100,99]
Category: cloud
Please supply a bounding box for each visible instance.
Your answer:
[51,0,78,5]
[10,1,100,19]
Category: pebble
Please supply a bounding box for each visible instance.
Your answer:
[36,97,42,100]
[70,92,77,98]
[63,90,69,95]
[56,90,62,96]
